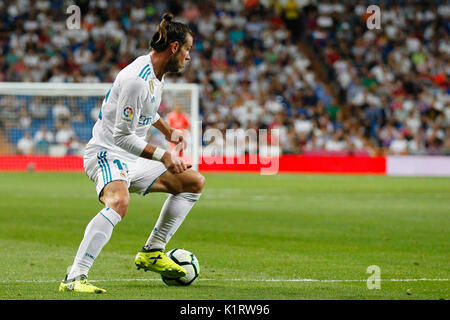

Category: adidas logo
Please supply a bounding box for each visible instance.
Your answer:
[150,254,162,265]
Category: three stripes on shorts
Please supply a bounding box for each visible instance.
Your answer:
[97,151,112,185]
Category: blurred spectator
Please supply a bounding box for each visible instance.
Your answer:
[55,121,75,145]
[52,98,70,120]
[18,106,32,129]
[68,100,85,123]
[0,104,19,130]
[29,97,49,120]
[67,136,83,156]
[34,124,53,154]
[17,131,34,155]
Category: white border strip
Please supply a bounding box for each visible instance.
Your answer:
[1,278,448,284]
[387,156,450,176]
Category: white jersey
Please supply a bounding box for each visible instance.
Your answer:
[85,53,164,162]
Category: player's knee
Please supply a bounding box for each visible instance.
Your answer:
[190,173,206,194]
[101,181,130,218]
[198,174,206,192]
[165,171,206,194]
[106,194,129,218]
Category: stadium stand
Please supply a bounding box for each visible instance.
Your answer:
[0,0,448,156]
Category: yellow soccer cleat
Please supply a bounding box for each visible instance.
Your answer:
[135,250,187,278]
[59,275,106,294]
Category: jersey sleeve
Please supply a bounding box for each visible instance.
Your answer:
[151,112,160,124]
[112,79,149,156]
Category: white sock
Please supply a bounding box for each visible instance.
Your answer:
[144,192,201,252]
[67,207,121,280]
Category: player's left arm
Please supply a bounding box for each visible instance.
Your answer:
[153,116,186,150]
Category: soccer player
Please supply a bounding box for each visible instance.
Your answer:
[59,13,205,293]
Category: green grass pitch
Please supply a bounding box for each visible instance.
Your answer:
[0,172,448,300]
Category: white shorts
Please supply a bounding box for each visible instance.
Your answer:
[84,150,167,198]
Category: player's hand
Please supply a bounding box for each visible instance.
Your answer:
[161,152,191,174]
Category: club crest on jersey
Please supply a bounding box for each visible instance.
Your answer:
[149,80,154,94]
[123,106,134,120]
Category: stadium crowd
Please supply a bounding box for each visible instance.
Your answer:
[0,0,448,156]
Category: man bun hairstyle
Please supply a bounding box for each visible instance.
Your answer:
[150,13,193,52]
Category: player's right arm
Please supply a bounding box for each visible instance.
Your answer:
[140,144,188,174]
[112,79,188,174]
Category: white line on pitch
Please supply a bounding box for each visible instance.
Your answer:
[1,278,449,284]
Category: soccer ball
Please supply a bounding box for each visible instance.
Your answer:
[161,248,200,286]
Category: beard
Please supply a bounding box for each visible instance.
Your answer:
[167,51,183,73]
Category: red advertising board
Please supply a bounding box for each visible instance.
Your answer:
[0,155,386,174]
